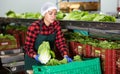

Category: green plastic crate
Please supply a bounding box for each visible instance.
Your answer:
[33,58,101,74]
[73,29,89,36]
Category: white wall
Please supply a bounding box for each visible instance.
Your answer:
[100,0,117,14]
[0,0,118,16]
[0,0,57,17]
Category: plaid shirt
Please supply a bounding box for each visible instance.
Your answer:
[24,19,68,58]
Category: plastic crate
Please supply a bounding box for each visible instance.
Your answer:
[33,58,101,74]
[69,41,84,57]
[69,41,92,58]
[73,29,89,36]
[0,38,18,50]
[90,46,120,74]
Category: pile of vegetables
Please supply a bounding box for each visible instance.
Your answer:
[62,11,116,22]
[0,33,16,41]
[6,10,43,19]
[64,32,120,49]
[6,25,27,31]
[6,24,27,31]
[56,11,66,20]
[63,11,88,20]
[6,10,116,22]
[0,33,17,50]
[46,55,82,66]
[37,41,82,65]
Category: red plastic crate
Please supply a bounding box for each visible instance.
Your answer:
[82,44,92,58]
[13,33,20,48]
[105,49,113,74]
[69,41,92,58]
[68,41,120,74]
[6,29,20,48]
[0,37,18,50]
[69,41,84,58]
[6,29,27,47]
[91,46,113,74]
[19,31,26,46]
[112,50,120,74]
[91,46,120,74]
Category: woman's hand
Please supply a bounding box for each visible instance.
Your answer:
[64,55,73,63]
[34,54,41,62]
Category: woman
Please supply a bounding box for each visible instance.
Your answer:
[24,2,72,74]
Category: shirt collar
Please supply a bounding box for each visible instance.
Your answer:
[41,18,54,27]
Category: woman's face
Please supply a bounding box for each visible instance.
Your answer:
[44,9,57,24]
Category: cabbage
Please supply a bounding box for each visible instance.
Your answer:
[37,41,51,64]
[56,11,65,20]
[6,10,43,19]
[93,14,116,22]
[63,11,88,20]
[6,10,16,18]
[80,14,97,21]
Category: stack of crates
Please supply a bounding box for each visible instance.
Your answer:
[6,23,27,47]
[0,34,19,50]
[69,41,120,74]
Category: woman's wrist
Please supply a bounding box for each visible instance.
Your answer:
[33,55,37,58]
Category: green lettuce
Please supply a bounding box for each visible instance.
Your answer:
[38,41,51,64]
[63,11,88,20]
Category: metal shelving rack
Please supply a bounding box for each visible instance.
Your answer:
[0,17,120,40]
[60,20,120,40]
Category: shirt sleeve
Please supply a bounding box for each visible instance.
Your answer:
[23,23,39,58]
[55,22,69,56]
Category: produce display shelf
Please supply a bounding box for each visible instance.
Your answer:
[0,17,120,40]
[0,17,120,30]
[60,20,120,30]
[0,17,37,24]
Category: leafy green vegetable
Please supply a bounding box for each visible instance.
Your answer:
[38,41,51,64]
[6,25,27,31]
[59,58,67,64]
[34,12,43,19]
[93,14,116,22]
[63,11,88,20]
[46,58,67,66]
[6,10,43,19]
[46,55,82,66]
[50,50,55,58]
[46,58,60,66]
[98,40,120,49]
[24,12,40,19]
[73,55,82,61]
[80,14,97,21]
[0,33,16,40]
[65,32,120,49]
[6,10,16,18]
[56,11,65,20]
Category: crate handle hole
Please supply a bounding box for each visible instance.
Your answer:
[38,68,41,71]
